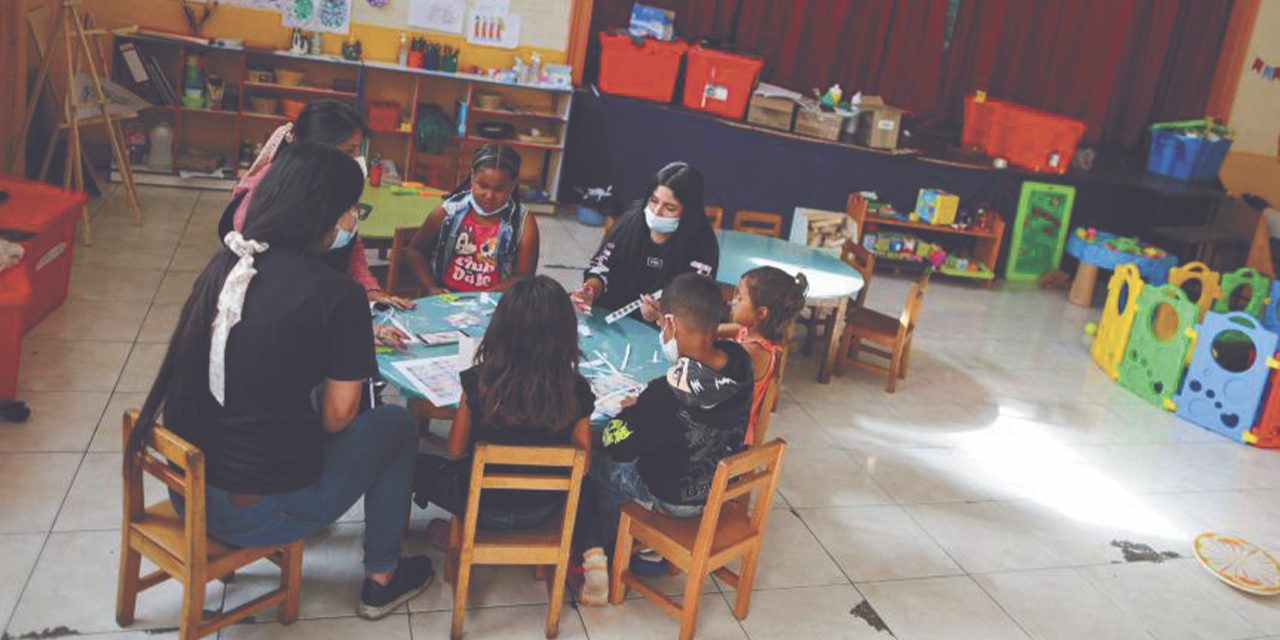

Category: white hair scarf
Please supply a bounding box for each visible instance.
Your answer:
[209,231,269,405]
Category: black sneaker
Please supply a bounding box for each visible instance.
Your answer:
[357,555,435,620]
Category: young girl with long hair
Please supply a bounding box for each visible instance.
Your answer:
[406,144,540,293]
[571,161,719,322]
[135,141,432,620]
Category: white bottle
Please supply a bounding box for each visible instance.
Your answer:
[148,121,174,172]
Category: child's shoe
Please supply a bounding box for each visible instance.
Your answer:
[578,548,609,606]
[630,547,670,577]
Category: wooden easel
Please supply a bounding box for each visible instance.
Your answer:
[11,0,142,245]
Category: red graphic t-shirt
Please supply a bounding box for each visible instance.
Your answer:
[443,210,500,292]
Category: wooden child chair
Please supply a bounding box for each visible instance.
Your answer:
[836,268,929,392]
[384,226,423,299]
[732,210,784,238]
[751,358,785,444]
[800,240,875,356]
[706,205,724,229]
[609,439,788,640]
[116,411,303,640]
[444,443,587,640]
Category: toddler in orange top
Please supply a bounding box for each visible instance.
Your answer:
[718,266,808,445]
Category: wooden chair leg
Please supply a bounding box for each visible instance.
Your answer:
[885,343,901,393]
[898,337,913,379]
[445,518,460,585]
[731,543,763,620]
[114,539,142,627]
[278,542,303,624]
[179,568,206,640]
[678,562,707,640]
[834,334,849,377]
[608,512,635,604]
[545,559,570,638]
[450,555,473,640]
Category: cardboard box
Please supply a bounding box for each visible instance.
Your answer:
[794,107,846,141]
[916,189,959,225]
[789,207,856,255]
[747,94,797,130]
[855,95,903,150]
[629,3,676,42]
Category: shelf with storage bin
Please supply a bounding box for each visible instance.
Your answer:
[107,32,574,200]
[848,194,1005,287]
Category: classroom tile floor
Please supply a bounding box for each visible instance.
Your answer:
[6,184,1280,640]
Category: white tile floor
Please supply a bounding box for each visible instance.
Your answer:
[6,184,1280,640]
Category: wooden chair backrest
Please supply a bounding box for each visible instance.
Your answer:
[122,411,207,566]
[733,210,784,238]
[689,439,786,556]
[840,240,876,308]
[706,206,724,230]
[845,193,869,244]
[385,226,422,298]
[460,443,587,552]
[750,363,784,447]
[898,269,931,341]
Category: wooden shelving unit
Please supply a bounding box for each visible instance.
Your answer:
[847,194,1006,287]
[108,33,573,201]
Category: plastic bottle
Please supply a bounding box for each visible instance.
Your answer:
[148,121,174,172]
[398,33,408,66]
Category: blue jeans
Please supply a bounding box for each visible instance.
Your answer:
[577,456,703,553]
[203,404,416,573]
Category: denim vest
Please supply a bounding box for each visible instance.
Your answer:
[432,191,528,284]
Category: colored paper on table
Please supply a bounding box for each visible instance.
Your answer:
[419,330,466,345]
[589,372,644,420]
[391,356,466,406]
[445,312,480,327]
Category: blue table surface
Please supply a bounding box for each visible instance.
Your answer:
[376,293,667,409]
[716,230,864,303]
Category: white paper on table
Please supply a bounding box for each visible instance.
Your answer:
[392,356,466,406]
[408,0,465,33]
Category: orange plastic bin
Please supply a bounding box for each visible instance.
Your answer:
[0,176,86,332]
[598,32,688,103]
[1,266,32,409]
[682,46,763,120]
[961,96,1085,174]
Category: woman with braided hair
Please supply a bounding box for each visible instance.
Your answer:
[406,144,540,293]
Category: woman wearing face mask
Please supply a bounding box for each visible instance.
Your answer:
[218,100,415,312]
[135,141,435,620]
[406,144,539,294]
[570,162,719,322]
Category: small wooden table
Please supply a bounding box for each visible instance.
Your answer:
[715,230,865,383]
[358,181,442,248]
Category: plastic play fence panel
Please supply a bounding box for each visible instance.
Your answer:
[1005,181,1076,282]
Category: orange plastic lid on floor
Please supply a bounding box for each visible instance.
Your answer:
[1194,532,1280,596]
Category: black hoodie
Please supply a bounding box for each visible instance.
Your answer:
[600,340,753,505]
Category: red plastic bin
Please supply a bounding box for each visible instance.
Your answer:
[598,32,687,103]
[0,266,31,401]
[682,46,763,120]
[0,176,86,332]
[962,96,1086,174]
[367,101,400,132]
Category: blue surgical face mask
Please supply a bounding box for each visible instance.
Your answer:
[328,220,357,250]
[469,192,510,218]
[658,314,680,363]
[646,205,680,235]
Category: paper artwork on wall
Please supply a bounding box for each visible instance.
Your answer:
[283,0,352,34]
[466,9,521,49]
[1250,57,1280,82]
[408,0,465,34]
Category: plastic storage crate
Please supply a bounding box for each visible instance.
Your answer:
[1147,119,1233,181]
[962,95,1086,174]
[598,32,687,103]
[682,46,763,119]
[0,177,86,331]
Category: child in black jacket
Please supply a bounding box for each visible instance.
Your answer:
[576,273,753,605]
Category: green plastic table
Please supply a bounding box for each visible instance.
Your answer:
[716,230,865,383]
[376,292,668,422]
[359,181,442,245]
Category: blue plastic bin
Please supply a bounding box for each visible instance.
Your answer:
[1147,123,1233,181]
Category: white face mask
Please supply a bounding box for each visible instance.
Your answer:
[469,192,509,218]
[658,314,680,363]
[328,219,357,250]
[645,205,680,234]
[355,155,369,178]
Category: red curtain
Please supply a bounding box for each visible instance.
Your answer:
[586,0,1234,149]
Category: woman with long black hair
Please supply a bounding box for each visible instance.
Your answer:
[131,141,433,620]
[571,162,719,321]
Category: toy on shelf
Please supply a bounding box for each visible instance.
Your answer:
[1092,264,1145,380]
[1212,267,1269,318]
[1167,262,1221,321]
[1065,228,1177,306]
[1005,181,1076,282]
[862,232,948,268]
[916,189,959,225]
[1175,312,1279,440]
[1117,284,1198,410]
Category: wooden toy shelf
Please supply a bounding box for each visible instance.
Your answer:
[108,33,573,200]
[848,195,1006,288]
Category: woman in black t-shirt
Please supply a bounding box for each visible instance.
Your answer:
[131,142,432,621]
[571,162,720,322]
[413,275,595,529]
